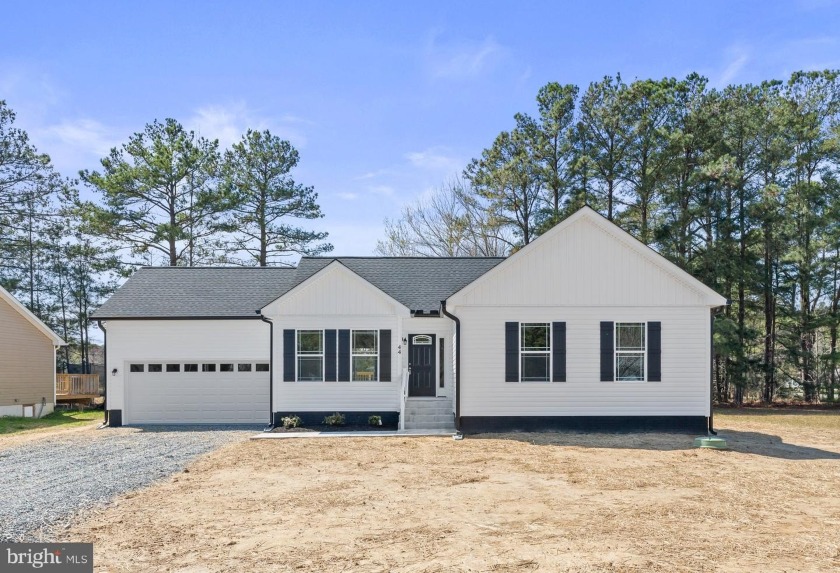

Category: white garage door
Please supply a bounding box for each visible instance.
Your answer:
[125,361,270,424]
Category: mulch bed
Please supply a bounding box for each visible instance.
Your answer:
[271,425,397,433]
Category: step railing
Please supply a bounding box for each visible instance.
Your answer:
[399,367,409,431]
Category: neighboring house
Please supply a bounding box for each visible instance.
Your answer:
[91,207,727,433]
[0,285,66,418]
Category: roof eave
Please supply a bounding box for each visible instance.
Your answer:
[90,315,265,321]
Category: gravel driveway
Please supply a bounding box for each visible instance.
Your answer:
[0,426,257,542]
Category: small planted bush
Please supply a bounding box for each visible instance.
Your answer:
[368,415,382,426]
[281,415,302,429]
[323,412,345,426]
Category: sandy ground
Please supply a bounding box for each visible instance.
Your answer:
[62,410,840,572]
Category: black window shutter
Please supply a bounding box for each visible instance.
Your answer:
[379,330,391,381]
[600,322,614,382]
[552,322,566,382]
[648,322,661,381]
[283,329,295,382]
[324,330,337,381]
[338,329,350,381]
[505,322,519,382]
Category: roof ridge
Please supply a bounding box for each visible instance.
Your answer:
[300,256,507,260]
[139,266,296,270]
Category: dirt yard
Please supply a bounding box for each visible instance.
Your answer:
[63,410,840,572]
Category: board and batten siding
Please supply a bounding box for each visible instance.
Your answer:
[262,261,410,413]
[457,306,710,417]
[105,319,270,411]
[0,297,56,408]
[449,215,714,308]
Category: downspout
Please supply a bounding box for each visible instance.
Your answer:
[709,309,718,436]
[97,320,108,427]
[260,314,275,431]
[440,301,461,433]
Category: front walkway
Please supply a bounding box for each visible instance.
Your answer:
[252,429,456,439]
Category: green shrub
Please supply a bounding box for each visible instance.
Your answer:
[323,412,345,426]
[368,415,382,426]
[281,415,302,429]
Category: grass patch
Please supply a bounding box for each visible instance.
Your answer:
[716,408,840,431]
[0,409,103,435]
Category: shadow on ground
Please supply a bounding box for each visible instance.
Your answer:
[115,424,264,433]
[470,429,840,460]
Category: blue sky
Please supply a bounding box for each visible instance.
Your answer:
[2,0,840,255]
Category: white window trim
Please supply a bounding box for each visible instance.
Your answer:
[351,329,379,382]
[296,329,325,382]
[614,322,647,383]
[518,322,552,383]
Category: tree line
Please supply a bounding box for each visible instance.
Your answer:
[378,70,840,404]
[0,105,330,373]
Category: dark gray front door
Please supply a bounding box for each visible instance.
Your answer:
[408,334,436,397]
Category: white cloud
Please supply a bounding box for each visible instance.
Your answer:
[716,45,751,87]
[0,64,63,121]
[405,146,462,173]
[354,169,391,180]
[31,118,124,175]
[186,102,308,150]
[337,191,359,200]
[368,185,395,196]
[38,118,119,157]
[424,32,506,80]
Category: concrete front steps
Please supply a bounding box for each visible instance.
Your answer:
[404,398,455,430]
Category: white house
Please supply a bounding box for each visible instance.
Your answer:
[92,207,727,433]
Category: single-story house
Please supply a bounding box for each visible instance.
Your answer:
[91,207,727,433]
[0,285,67,418]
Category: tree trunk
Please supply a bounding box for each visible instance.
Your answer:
[762,219,776,403]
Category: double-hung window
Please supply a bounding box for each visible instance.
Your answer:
[351,330,378,381]
[615,322,646,381]
[297,330,324,381]
[520,323,550,382]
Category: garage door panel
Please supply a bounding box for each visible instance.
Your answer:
[126,366,269,424]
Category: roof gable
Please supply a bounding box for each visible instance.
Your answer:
[0,285,66,345]
[447,206,727,308]
[261,260,410,316]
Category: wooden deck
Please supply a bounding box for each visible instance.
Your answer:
[56,373,101,401]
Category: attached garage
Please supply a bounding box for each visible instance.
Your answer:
[91,267,294,427]
[124,361,270,424]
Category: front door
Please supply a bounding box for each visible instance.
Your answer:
[408,334,436,397]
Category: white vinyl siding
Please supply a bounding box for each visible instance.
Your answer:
[270,317,400,411]
[457,306,709,417]
[104,319,270,413]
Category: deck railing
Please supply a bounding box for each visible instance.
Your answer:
[56,373,101,397]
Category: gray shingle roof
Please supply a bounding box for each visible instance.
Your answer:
[292,257,504,312]
[91,267,297,319]
[91,257,504,319]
